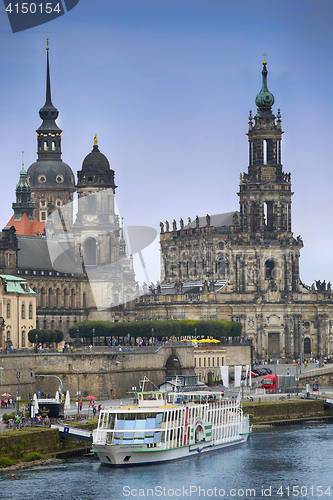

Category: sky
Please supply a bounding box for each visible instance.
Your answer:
[0,0,332,286]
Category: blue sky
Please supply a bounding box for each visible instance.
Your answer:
[0,0,332,286]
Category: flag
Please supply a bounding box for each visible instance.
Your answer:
[220,366,229,388]
[234,365,242,387]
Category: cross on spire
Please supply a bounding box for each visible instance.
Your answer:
[262,52,267,65]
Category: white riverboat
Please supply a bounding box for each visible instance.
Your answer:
[92,389,252,467]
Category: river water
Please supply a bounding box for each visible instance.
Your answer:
[0,422,332,500]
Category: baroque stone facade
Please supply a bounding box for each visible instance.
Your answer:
[132,60,333,360]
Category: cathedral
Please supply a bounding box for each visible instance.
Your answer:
[132,57,333,361]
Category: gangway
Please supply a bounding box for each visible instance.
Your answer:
[51,424,93,442]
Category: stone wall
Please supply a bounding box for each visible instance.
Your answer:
[0,345,194,400]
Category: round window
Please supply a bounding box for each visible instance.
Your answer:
[38,174,46,184]
[56,175,64,184]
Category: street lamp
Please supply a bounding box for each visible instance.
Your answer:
[151,328,154,346]
[227,357,244,400]
[127,333,130,347]
[92,328,95,348]
[35,333,38,353]
[72,367,80,415]
[194,328,197,339]
[0,367,20,411]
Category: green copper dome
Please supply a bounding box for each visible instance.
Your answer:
[255,61,274,110]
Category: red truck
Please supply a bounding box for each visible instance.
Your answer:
[262,374,295,393]
[262,374,278,392]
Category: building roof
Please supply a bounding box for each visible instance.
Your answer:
[16,235,80,273]
[0,274,36,295]
[6,214,45,237]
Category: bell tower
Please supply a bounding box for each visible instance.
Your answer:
[236,57,303,295]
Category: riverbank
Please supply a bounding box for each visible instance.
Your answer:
[243,398,333,425]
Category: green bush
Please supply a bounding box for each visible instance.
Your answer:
[0,457,14,467]
[2,412,15,423]
[23,452,43,462]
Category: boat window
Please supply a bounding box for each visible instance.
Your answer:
[156,414,163,428]
[136,420,146,430]
[124,420,135,430]
[154,432,161,443]
[117,420,124,430]
[146,418,156,429]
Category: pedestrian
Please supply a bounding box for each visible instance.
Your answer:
[79,400,83,412]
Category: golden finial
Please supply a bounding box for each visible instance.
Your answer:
[94,134,98,146]
[262,52,267,65]
[46,36,49,50]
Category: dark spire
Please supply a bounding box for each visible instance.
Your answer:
[36,38,62,160]
[37,37,61,135]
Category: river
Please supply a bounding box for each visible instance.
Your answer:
[0,422,332,499]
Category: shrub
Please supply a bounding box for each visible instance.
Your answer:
[0,457,14,467]
[23,452,43,462]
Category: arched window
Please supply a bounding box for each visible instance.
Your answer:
[44,140,48,151]
[304,337,311,355]
[29,304,33,319]
[55,289,60,308]
[265,260,275,280]
[48,288,53,308]
[84,238,97,266]
[6,331,10,341]
[71,289,76,309]
[64,289,69,309]
[22,331,25,347]
[21,303,25,319]
[218,257,226,277]
[41,288,46,308]
[52,141,56,151]
[6,302,10,319]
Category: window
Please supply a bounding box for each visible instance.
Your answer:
[6,331,10,341]
[199,358,201,367]
[6,302,10,319]
[22,331,25,347]
[29,304,33,319]
[40,211,47,221]
[218,258,226,276]
[264,260,275,280]
[21,303,25,319]
[84,238,97,266]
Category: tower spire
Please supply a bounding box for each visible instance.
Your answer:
[255,57,274,114]
[45,36,52,106]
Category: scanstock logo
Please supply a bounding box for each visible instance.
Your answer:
[4,0,79,33]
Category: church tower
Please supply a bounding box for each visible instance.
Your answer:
[237,57,303,296]
[27,39,75,227]
[74,136,136,312]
